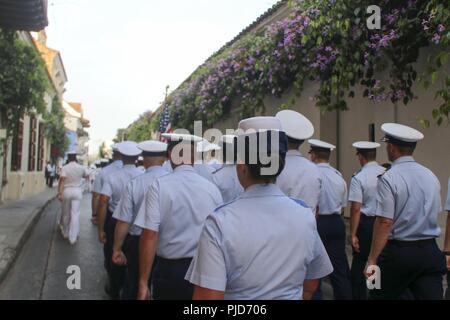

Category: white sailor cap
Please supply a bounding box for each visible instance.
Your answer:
[162,133,203,143]
[352,141,381,150]
[117,141,141,157]
[112,144,119,152]
[381,123,424,144]
[67,151,78,156]
[197,139,221,153]
[276,110,314,141]
[137,140,168,155]
[100,159,109,164]
[308,139,336,151]
[238,116,282,134]
[95,160,101,165]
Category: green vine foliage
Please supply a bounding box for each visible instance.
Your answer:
[136,0,449,132]
[43,96,69,158]
[0,29,49,139]
[126,111,156,142]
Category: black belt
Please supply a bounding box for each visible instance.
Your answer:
[388,239,436,247]
[318,213,341,218]
[360,214,376,220]
[156,256,193,266]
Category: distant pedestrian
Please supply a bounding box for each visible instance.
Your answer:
[58,152,89,245]
[46,162,56,187]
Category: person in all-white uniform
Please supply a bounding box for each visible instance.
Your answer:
[211,135,243,203]
[206,142,222,171]
[98,141,143,299]
[58,152,89,245]
[366,123,446,300]
[309,139,352,300]
[112,140,168,300]
[348,141,385,300]
[134,133,223,300]
[194,139,215,182]
[185,117,333,300]
[275,110,321,214]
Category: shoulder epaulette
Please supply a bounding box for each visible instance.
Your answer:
[290,198,310,209]
[212,166,225,175]
[214,198,239,213]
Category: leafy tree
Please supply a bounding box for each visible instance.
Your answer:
[0,29,49,139]
[44,96,69,158]
[98,142,107,159]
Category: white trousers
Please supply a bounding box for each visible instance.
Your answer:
[60,187,83,244]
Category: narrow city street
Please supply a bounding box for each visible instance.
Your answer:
[0,193,108,300]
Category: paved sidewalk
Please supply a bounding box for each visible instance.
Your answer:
[0,189,57,284]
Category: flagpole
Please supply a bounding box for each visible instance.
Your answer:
[158,85,170,142]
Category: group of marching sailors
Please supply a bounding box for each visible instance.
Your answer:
[57,109,450,300]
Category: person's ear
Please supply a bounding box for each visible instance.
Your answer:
[236,163,245,176]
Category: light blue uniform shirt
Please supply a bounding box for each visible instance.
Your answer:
[348,161,386,217]
[211,165,244,203]
[134,165,223,259]
[317,163,348,215]
[445,178,450,212]
[375,156,442,241]
[276,150,321,213]
[113,166,168,236]
[194,163,215,182]
[185,184,333,300]
[92,160,123,193]
[100,164,143,212]
[162,160,173,173]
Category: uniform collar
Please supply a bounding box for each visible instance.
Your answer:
[363,161,379,169]
[241,183,284,198]
[145,165,164,173]
[113,160,123,167]
[393,156,415,166]
[123,164,137,170]
[173,164,195,173]
[317,162,331,168]
[287,149,304,157]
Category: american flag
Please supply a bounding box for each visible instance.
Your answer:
[158,100,172,142]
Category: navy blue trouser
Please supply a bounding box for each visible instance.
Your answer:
[446,272,450,300]
[152,257,193,300]
[316,214,352,300]
[121,235,140,300]
[370,239,446,300]
[351,214,375,300]
[104,210,126,297]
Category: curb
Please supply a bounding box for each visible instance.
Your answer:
[0,196,57,285]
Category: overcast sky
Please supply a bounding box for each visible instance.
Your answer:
[45,0,279,153]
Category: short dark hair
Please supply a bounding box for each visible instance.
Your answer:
[357,149,377,161]
[287,136,305,149]
[396,144,416,155]
[310,147,331,161]
[247,155,286,182]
